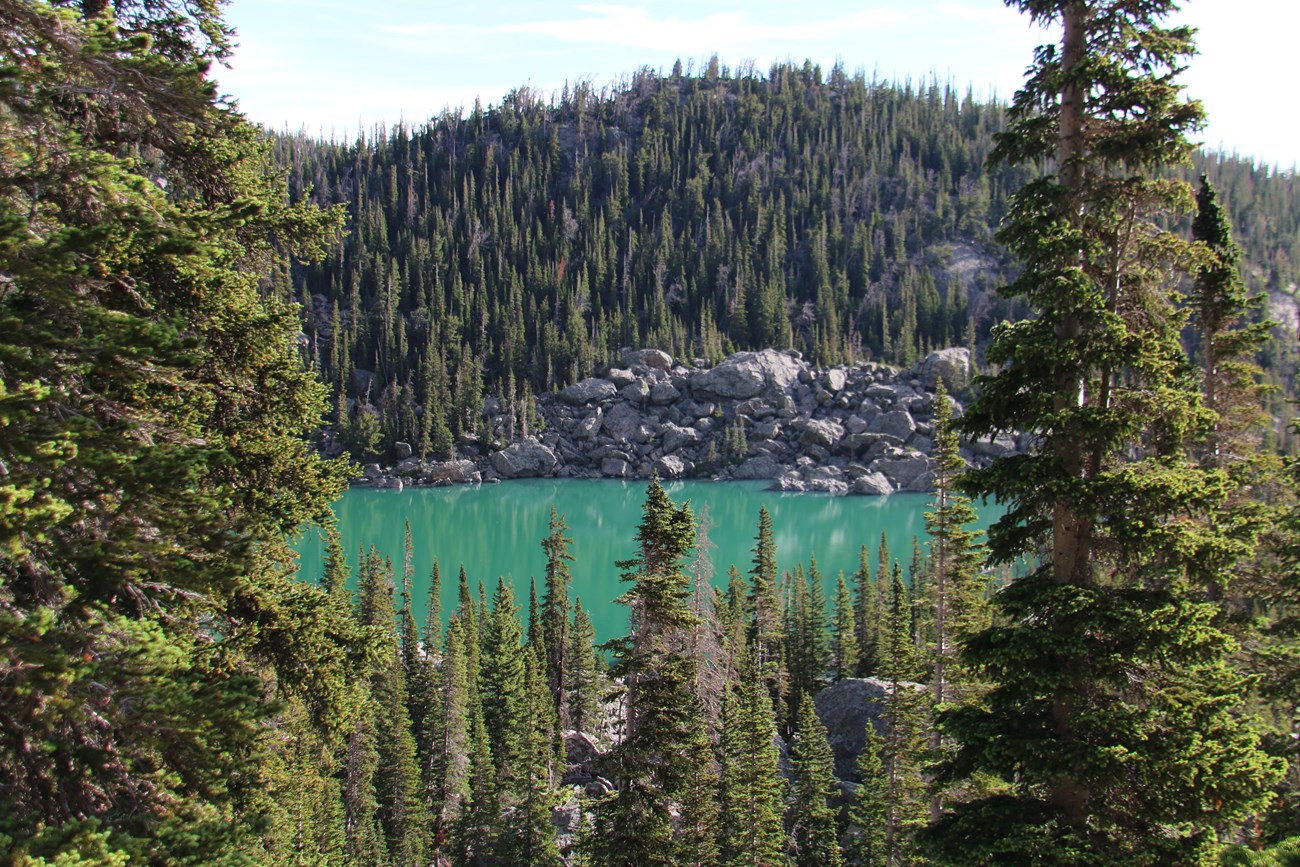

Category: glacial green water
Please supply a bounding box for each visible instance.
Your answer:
[295,480,1001,642]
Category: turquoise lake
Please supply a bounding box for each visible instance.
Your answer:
[295,480,1001,642]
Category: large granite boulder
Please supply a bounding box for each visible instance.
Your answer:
[800,418,845,449]
[602,403,641,442]
[561,377,617,406]
[732,455,783,480]
[490,439,557,478]
[691,349,804,400]
[427,459,480,484]
[850,472,894,496]
[917,347,971,391]
[622,348,673,370]
[867,410,917,440]
[814,678,890,781]
[660,422,701,453]
[871,455,932,488]
[654,454,690,479]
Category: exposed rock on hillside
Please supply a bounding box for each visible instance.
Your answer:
[353,347,1016,494]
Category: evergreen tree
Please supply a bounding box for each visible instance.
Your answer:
[499,653,564,866]
[880,563,927,865]
[480,576,527,771]
[845,723,889,867]
[356,549,430,865]
[568,597,603,736]
[748,506,786,701]
[929,3,1283,862]
[718,648,787,867]
[0,2,348,860]
[832,571,861,681]
[542,506,577,723]
[589,478,717,866]
[787,694,844,867]
[425,617,472,862]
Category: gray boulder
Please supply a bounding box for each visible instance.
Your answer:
[868,410,917,440]
[427,459,480,484]
[575,410,603,439]
[654,454,690,479]
[649,381,681,405]
[691,349,804,400]
[620,379,651,404]
[871,455,932,488]
[849,472,894,496]
[917,346,972,391]
[394,441,413,460]
[601,457,631,478]
[965,433,1018,458]
[732,455,783,480]
[622,348,673,370]
[561,377,617,406]
[823,368,849,392]
[602,403,641,442]
[606,367,636,387]
[800,418,845,449]
[490,439,557,478]
[660,423,701,453]
[815,678,891,780]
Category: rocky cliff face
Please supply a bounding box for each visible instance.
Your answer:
[353,347,1024,494]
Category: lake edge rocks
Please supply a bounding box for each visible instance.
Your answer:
[348,346,1025,496]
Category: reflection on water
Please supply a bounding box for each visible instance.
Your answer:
[295,480,999,642]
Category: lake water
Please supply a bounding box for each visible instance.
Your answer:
[295,480,1000,642]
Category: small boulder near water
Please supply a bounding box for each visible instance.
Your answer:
[490,438,557,478]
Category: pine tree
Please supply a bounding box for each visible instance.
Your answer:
[831,571,860,681]
[845,723,888,867]
[718,648,787,867]
[748,506,786,702]
[499,653,564,866]
[480,576,527,771]
[929,3,1283,862]
[425,617,472,862]
[787,694,844,867]
[542,506,577,724]
[589,477,718,866]
[568,598,603,736]
[356,549,430,865]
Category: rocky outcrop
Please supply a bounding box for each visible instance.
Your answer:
[352,347,1018,495]
[489,438,557,478]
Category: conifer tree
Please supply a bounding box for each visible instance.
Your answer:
[832,571,861,681]
[852,545,880,676]
[499,653,564,866]
[718,648,787,867]
[568,598,603,736]
[356,549,430,865]
[846,723,889,867]
[589,478,717,866]
[542,506,577,723]
[924,379,987,710]
[787,694,844,867]
[425,617,472,861]
[930,2,1283,862]
[481,576,527,771]
[748,506,786,700]
[881,563,926,865]
[423,558,444,651]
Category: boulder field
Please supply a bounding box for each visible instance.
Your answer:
[352,347,1024,495]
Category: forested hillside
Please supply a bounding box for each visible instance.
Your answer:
[273,61,1300,459]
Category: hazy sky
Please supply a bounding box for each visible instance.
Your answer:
[215,1,1296,170]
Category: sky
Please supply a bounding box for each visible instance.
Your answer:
[215,0,1297,170]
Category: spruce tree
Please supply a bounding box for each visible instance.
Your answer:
[589,477,718,866]
[542,506,577,723]
[787,694,844,867]
[425,617,472,862]
[499,653,564,867]
[832,571,860,681]
[718,648,787,867]
[845,723,889,867]
[480,576,527,771]
[748,506,786,701]
[568,598,603,736]
[929,2,1283,862]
